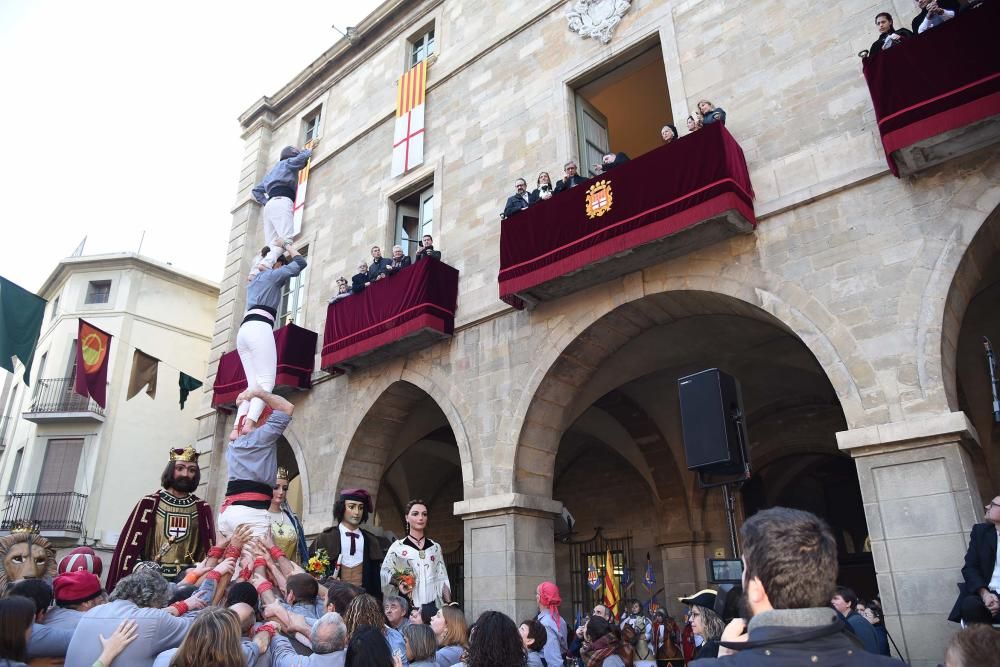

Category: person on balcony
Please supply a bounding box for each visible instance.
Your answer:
[592,152,630,175]
[502,178,531,219]
[911,0,958,33]
[368,246,393,282]
[686,114,703,134]
[553,161,588,193]
[869,12,913,56]
[232,241,306,440]
[329,277,351,304]
[250,141,317,274]
[352,262,370,294]
[385,245,412,276]
[415,235,442,262]
[106,447,215,592]
[530,172,554,204]
[661,124,678,144]
[698,100,726,126]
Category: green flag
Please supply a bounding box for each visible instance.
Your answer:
[179,372,203,409]
[0,276,46,385]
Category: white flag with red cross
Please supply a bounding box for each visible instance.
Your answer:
[392,60,427,177]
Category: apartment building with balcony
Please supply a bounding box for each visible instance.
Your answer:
[0,253,218,555]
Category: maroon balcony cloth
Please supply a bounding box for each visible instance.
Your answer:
[211,323,318,408]
[498,122,755,308]
[862,2,1000,176]
[321,258,459,370]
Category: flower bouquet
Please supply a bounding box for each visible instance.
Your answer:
[308,548,330,578]
[391,567,416,595]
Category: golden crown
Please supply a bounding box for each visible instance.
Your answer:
[169,446,199,462]
[277,467,291,481]
[9,519,40,535]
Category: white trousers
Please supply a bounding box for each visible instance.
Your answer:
[262,197,295,267]
[236,320,276,423]
[217,504,272,539]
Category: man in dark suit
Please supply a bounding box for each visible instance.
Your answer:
[415,234,442,261]
[384,245,412,276]
[950,494,1000,624]
[367,246,392,281]
[553,161,588,193]
[502,178,530,219]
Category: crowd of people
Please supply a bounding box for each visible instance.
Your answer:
[330,238,444,305]
[501,100,726,220]
[866,0,985,56]
[2,489,999,666]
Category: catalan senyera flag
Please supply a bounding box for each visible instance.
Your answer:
[602,549,620,619]
[74,319,112,408]
[292,138,316,236]
[391,60,427,177]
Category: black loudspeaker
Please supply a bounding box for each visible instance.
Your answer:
[677,368,750,476]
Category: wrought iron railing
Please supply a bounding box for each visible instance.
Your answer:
[1,492,88,532]
[27,378,105,416]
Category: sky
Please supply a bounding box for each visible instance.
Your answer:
[0,0,381,293]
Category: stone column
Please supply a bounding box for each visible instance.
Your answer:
[658,535,710,618]
[837,412,983,667]
[454,493,563,622]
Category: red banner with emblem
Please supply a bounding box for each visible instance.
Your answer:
[74,319,112,408]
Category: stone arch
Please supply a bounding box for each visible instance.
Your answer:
[505,271,876,499]
[275,425,311,515]
[331,371,475,510]
[939,203,1000,412]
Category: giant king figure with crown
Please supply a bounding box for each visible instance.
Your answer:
[105,445,215,591]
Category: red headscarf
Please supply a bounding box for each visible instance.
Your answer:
[538,581,562,629]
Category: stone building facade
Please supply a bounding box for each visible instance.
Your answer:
[194,2,1000,665]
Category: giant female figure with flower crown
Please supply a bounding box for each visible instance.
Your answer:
[380,499,451,608]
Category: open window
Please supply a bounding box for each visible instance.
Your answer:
[278,245,308,327]
[573,42,672,177]
[302,108,322,145]
[408,24,436,68]
[394,184,434,261]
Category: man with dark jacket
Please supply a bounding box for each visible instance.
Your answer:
[911,0,959,33]
[949,494,1000,624]
[367,246,392,282]
[415,235,441,262]
[502,178,530,219]
[692,507,899,666]
[553,161,588,193]
[831,587,879,654]
[310,489,384,600]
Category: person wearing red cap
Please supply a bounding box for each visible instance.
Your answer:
[45,570,107,630]
[58,546,103,577]
[310,488,384,598]
[536,581,568,667]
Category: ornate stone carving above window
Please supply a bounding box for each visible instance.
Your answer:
[566,0,631,44]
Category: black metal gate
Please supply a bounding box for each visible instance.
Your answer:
[567,528,633,622]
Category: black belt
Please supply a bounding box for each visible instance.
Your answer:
[268,185,296,200]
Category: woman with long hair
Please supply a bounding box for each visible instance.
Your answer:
[518,619,547,667]
[403,624,439,667]
[679,591,723,660]
[465,611,525,667]
[583,617,631,667]
[168,607,252,667]
[268,466,307,564]
[380,500,451,607]
[344,594,407,660]
[430,605,468,667]
[0,596,36,667]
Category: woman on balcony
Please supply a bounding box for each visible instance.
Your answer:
[268,467,307,566]
[380,500,452,608]
[230,241,306,441]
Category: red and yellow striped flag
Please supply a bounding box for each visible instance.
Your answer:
[392,60,427,176]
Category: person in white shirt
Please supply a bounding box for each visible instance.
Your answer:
[309,489,384,598]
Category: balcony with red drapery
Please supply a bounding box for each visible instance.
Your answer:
[212,323,318,408]
[862,2,1000,177]
[321,258,459,373]
[498,122,756,309]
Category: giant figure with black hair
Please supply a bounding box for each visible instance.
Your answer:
[310,488,385,599]
[106,447,214,592]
